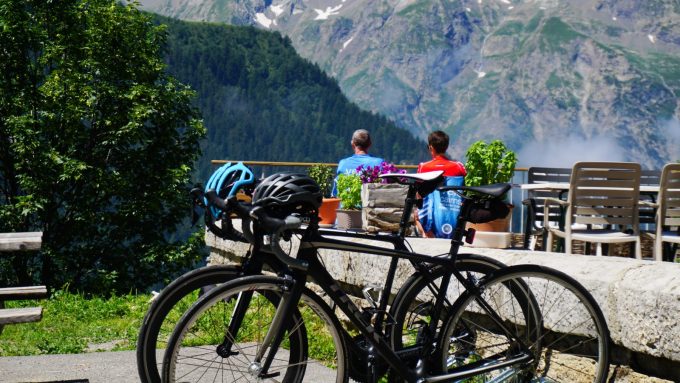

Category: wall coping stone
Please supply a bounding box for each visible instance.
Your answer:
[206,230,679,381]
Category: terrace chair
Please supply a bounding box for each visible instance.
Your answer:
[545,162,642,258]
[642,163,680,261]
[521,167,571,250]
[638,169,662,226]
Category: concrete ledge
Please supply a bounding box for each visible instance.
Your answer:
[206,231,679,381]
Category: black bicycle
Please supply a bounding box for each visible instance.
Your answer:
[161,172,611,382]
[138,170,512,383]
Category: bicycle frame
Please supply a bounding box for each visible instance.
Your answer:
[222,198,533,382]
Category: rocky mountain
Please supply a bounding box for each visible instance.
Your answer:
[140,0,680,169]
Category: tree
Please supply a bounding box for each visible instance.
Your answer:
[0,0,205,293]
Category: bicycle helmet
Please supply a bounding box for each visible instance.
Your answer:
[204,162,255,218]
[252,172,322,215]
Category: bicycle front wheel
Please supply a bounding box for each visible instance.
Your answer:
[137,265,245,383]
[439,264,610,383]
[162,275,349,383]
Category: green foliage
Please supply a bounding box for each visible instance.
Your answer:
[0,290,151,356]
[307,164,335,198]
[156,15,427,184]
[336,174,362,210]
[464,140,518,187]
[0,0,205,293]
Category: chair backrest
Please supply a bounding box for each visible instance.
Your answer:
[639,169,662,224]
[566,162,641,229]
[658,163,680,228]
[527,167,572,224]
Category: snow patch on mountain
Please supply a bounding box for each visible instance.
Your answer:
[255,13,274,28]
[314,4,343,20]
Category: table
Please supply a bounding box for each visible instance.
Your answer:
[0,232,46,331]
[519,182,659,193]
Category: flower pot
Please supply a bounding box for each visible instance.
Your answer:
[318,198,341,226]
[361,183,410,233]
[335,209,363,230]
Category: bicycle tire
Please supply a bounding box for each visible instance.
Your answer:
[388,254,536,381]
[137,265,245,383]
[162,275,349,383]
[439,264,610,382]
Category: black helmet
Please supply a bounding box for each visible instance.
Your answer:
[252,172,322,213]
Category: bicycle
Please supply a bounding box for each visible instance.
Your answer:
[137,168,512,383]
[161,172,611,382]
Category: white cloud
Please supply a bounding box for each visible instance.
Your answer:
[517,135,626,168]
[660,116,680,161]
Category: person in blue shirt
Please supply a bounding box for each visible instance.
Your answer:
[331,129,384,196]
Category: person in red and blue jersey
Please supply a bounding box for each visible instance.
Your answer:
[331,129,384,197]
[415,130,466,238]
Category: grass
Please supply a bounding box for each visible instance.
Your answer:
[0,290,152,356]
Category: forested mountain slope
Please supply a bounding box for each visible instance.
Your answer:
[158,16,427,181]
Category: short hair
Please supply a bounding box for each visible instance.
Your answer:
[428,130,449,154]
[352,129,372,150]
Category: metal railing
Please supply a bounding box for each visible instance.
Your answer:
[211,160,530,233]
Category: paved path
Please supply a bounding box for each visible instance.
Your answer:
[0,350,141,382]
[0,350,340,382]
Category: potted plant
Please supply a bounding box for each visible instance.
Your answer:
[464,139,517,232]
[358,162,410,233]
[336,173,363,230]
[308,164,340,226]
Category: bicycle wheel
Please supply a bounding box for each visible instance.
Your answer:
[438,264,610,383]
[389,254,534,380]
[137,265,246,383]
[162,275,349,383]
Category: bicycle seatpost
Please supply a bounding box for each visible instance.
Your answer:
[398,185,418,238]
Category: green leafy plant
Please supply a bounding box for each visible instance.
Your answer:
[336,174,362,210]
[464,140,518,187]
[307,164,335,198]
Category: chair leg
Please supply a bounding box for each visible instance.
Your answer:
[595,243,603,256]
[547,231,554,252]
[565,236,572,254]
[656,239,663,262]
[635,238,642,260]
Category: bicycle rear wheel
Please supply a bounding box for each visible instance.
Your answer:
[137,265,245,383]
[389,255,507,352]
[438,264,610,382]
[162,275,349,383]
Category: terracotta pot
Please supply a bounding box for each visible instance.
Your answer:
[318,198,341,226]
[335,209,363,230]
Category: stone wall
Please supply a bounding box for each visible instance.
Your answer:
[206,231,680,382]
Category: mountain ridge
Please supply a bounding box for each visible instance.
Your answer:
[143,0,680,168]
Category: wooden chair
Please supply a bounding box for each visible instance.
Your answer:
[521,167,571,250]
[544,162,642,258]
[642,163,680,261]
[639,169,662,226]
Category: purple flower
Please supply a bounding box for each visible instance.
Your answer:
[357,161,406,184]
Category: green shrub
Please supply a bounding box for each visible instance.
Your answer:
[336,174,362,209]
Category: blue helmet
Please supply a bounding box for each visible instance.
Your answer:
[204,162,255,218]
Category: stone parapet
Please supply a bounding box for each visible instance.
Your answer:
[206,231,679,381]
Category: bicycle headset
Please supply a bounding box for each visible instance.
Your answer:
[252,172,322,216]
[204,162,255,218]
